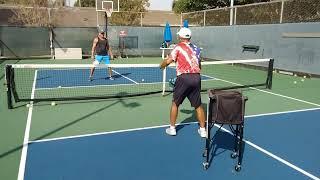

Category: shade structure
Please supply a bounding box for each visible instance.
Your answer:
[163,22,172,43]
[183,20,189,28]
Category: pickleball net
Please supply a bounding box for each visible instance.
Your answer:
[5,58,273,108]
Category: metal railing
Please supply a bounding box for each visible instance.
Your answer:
[182,0,320,26]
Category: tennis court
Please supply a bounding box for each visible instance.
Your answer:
[1,57,320,180]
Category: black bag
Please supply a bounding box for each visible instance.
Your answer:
[208,90,245,125]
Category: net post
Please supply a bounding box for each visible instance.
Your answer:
[5,65,13,109]
[266,59,274,89]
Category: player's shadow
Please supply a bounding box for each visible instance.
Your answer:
[90,73,131,81]
[175,103,207,132]
[206,128,246,169]
[175,103,245,169]
[112,73,131,79]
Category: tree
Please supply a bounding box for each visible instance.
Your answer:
[8,0,64,27]
[172,0,270,13]
[110,0,150,26]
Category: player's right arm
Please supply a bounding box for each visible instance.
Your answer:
[91,37,98,60]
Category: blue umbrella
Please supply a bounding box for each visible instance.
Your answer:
[164,22,172,43]
[183,20,189,28]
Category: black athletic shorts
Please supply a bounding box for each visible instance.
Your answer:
[173,73,202,108]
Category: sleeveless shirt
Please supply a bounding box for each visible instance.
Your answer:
[95,37,109,56]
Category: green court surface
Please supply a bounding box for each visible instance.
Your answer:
[0,57,320,180]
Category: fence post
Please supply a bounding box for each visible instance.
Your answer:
[280,0,284,23]
[140,12,143,27]
[203,11,206,26]
[230,0,234,25]
[234,7,237,25]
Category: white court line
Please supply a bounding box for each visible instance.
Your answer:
[168,62,320,107]
[29,107,320,180]
[35,82,162,91]
[112,69,139,84]
[217,125,320,180]
[17,70,37,180]
[245,107,320,118]
[25,64,320,179]
[211,76,320,107]
[30,124,171,143]
[30,107,320,144]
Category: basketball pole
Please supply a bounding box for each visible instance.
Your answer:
[230,0,234,26]
[105,12,108,38]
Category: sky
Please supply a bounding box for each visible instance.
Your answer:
[65,0,174,11]
[148,0,174,11]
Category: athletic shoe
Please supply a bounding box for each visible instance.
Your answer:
[198,128,207,138]
[109,77,114,80]
[166,127,177,136]
[88,77,93,81]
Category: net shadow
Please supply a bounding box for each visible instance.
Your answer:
[0,93,141,159]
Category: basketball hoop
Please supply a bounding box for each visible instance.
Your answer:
[105,8,113,17]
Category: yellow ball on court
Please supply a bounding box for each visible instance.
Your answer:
[301,79,305,82]
[293,81,297,84]
[303,75,306,78]
[141,79,145,82]
[51,102,56,106]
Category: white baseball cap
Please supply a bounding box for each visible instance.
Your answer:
[97,26,106,33]
[177,27,192,39]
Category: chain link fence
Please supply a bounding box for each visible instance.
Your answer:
[0,6,181,27]
[282,0,320,23]
[182,0,320,26]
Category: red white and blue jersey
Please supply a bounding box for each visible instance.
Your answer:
[169,42,201,76]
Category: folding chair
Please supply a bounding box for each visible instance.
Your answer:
[202,89,248,171]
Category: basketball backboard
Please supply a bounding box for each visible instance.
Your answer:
[96,0,120,12]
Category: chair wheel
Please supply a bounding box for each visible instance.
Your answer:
[235,165,241,172]
[203,162,209,170]
[231,152,238,159]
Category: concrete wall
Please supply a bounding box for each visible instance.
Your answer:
[191,22,320,75]
[1,22,319,75]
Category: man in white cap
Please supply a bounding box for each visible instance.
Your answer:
[89,27,114,81]
[160,27,206,138]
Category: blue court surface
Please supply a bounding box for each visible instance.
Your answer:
[24,109,320,180]
[36,67,212,89]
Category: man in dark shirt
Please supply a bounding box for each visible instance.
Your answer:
[89,28,114,81]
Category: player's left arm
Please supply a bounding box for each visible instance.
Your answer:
[108,47,114,60]
[160,56,174,69]
[160,47,178,69]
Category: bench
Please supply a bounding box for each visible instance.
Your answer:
[55,48,82,59]
[242,45,259,53]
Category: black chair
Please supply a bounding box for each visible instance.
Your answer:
[202,89,248,171]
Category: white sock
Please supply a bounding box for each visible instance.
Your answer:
[200,127,205,131]
[170,125,176,129]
